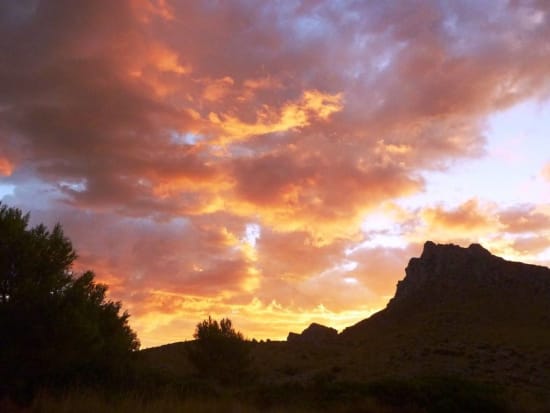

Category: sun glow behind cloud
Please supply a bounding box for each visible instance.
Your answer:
[1,0,550,347]
[209,90,344,144]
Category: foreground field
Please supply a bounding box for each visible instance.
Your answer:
[2,375,519,413]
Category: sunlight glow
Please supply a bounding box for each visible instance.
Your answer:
[3,0,550,348]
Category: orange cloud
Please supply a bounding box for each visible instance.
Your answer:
[130,293,377,347]
[154,48,189,74]
[511,236,550,255]
[126,42,191,97]
[499,205,550,233]
[131,0,174,23]
[209,90,343,144]
[348,244,422,300]
[201,76,235,101]
[3,0,550,347]
[225,150,422,244]
[421,199,498,235]
[242,76,282,93]
[396,202,550,263]
[0,157,13,176]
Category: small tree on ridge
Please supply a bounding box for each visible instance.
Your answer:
[187,316,250,383]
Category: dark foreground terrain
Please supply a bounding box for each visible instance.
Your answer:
[134,242,550,412]
[5,242,550,412]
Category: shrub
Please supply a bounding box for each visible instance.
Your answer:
[187,316,250,384]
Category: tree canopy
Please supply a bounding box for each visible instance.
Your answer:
[187,316,250,383]
[0,203,139,400]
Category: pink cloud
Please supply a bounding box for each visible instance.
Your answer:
[2,0,550,345]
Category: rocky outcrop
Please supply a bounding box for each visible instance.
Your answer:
[342,241,550,339]
[287,322,338,344]
[388,241,550,308]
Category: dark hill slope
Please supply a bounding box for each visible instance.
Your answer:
[140,242,550,408]
[339,242,550,394]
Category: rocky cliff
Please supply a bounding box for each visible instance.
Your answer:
[342,241,550,339]
[388,241,550,308]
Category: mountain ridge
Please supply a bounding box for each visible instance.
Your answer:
[141,241,550,408]
[341,241,550,339]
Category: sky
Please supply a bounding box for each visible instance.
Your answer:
[1,0,550,348]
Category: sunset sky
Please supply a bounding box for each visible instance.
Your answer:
[1,0,550,348]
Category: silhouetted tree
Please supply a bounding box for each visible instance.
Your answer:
[187,316,250,383]
[0,203,139,401]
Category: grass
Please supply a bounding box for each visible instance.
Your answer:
[27,391,260,413]
[11,390,379,413]
[2,375,513,413]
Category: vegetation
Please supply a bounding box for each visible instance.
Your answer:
[0,376,512,413]
[2,202,550,412]
[187,316,251,383]
[0,203,139,403]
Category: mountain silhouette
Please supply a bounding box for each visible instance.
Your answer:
[341,241,550,341]
[142,241,550,408]
[331,241,550,399]
[287,322,338,344]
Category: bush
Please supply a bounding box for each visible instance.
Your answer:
[187,316,250,384]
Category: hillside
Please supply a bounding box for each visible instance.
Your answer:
[335,242,550,392]
[141,242,550,410]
